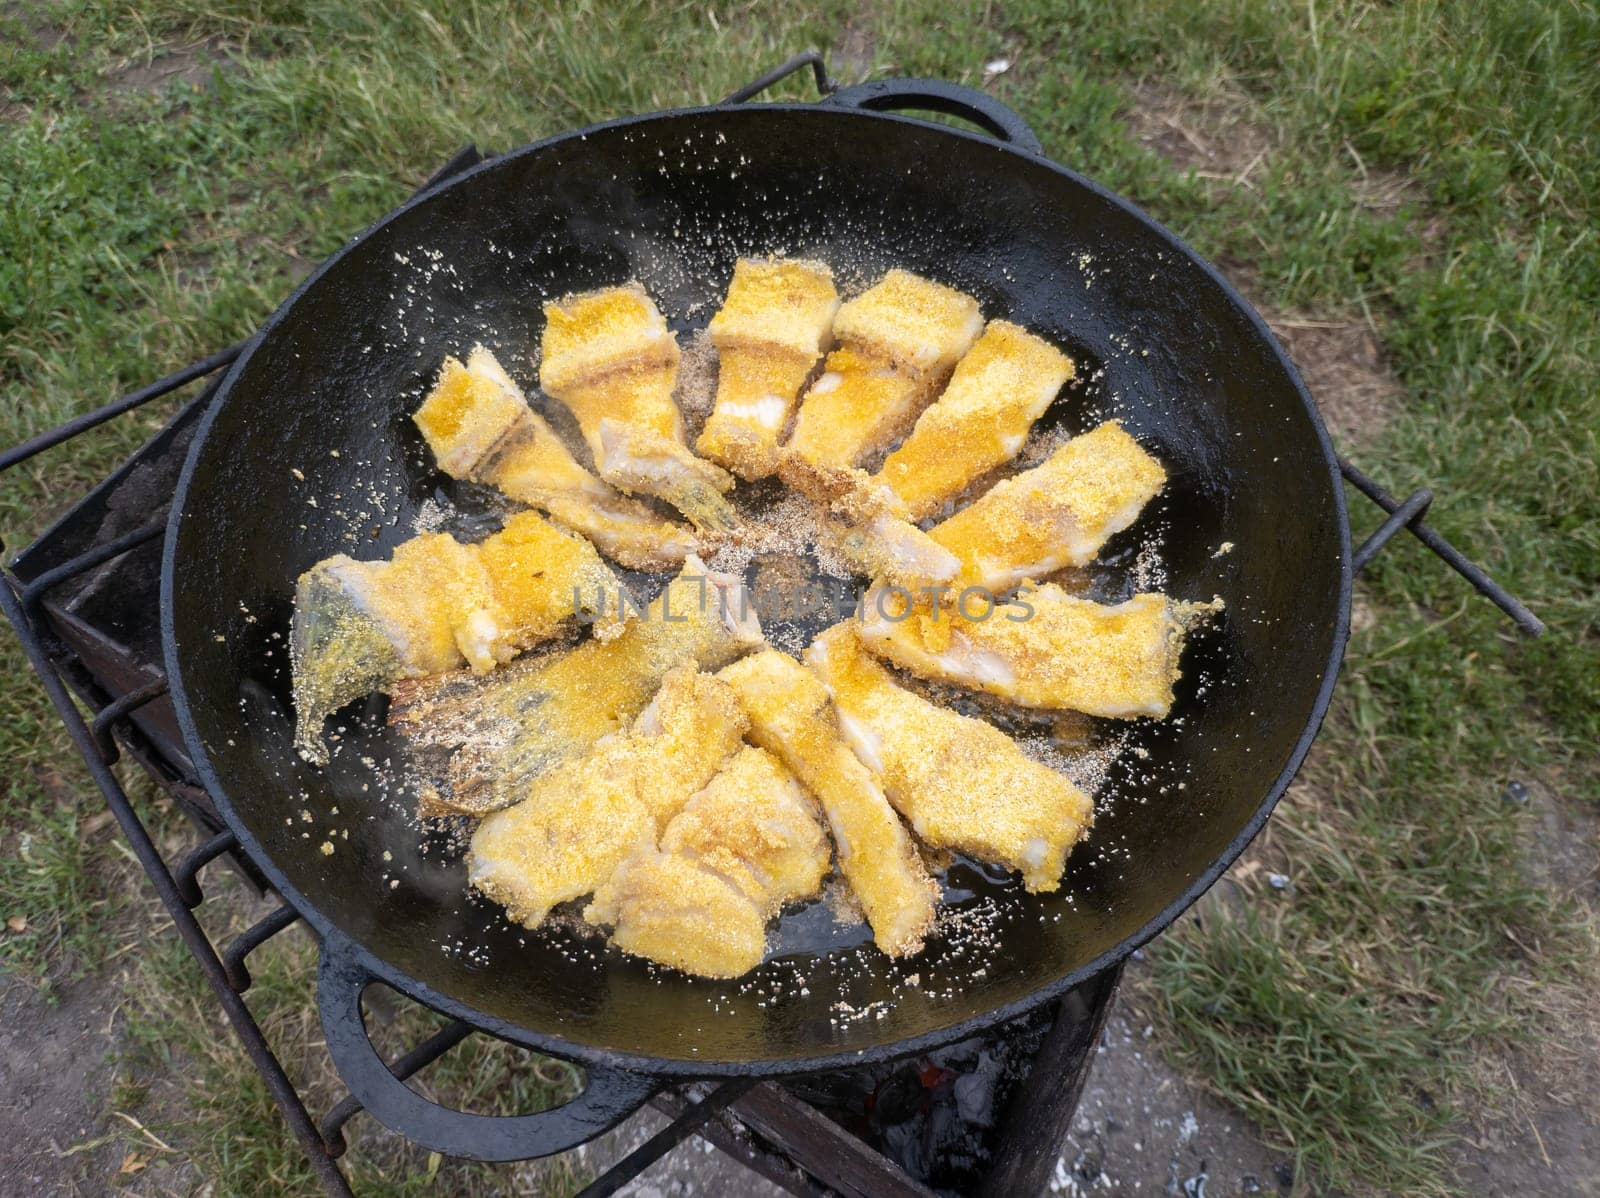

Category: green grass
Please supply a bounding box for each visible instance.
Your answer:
[113,895,590,1196]
[2,1,1596,1194]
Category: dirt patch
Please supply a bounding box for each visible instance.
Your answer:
[0,973,127,1194]
[1259,306,1404,446]
[831,19,877,86]
[1122,80,1276,187]
[1059,974,1294,1197]
[1521,775,1600,904]
[104,37,233,99]
[3,0,67,50]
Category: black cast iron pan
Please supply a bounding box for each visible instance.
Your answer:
[160,66,1515,1160]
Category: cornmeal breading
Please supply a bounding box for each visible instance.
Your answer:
[785,346,927,468]
[829,268,984,376]
[857,584,1221,719]
[705,258,841,357]
[776,456,960,592]
[584,745,830,978]
[787,271,982,469]
[414,346,695,572]
[697,259,839,479]
[391,557,762,816]
[290,512,620,763]
[658,746,830,913]
[540,287,736,532]
[468,667,747,927]
[412,348,529,478]
[586,852,769,978]
[807,625,1092,892]
[538,283,677,392]
[719,650,937,957]
[930,421,1167,591]
[875,321,1075,519]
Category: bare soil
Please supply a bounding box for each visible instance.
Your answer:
[0,973,127,1194]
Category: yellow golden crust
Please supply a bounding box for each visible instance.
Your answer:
[697,345,817,479]
[930,421,1166,591]
[539,284,677,395]
[582,744,829,979]
[376,534,484,673]
[412,354,527,478]
[719,650,937,957]
[706,258,839,357]
[414,345,698,572]
[807,625,1093,892]
[784,269,979,469]
[859,585,1218,718]
[785,345,931,469]
[392,556,763,816]
[876,321,1075,518]
[488,423,698,571]
[539,287,735,531]
[831,268,983,375]
[468,667,747,927]
[660,746,830,913]
[473,511,624,655]
[587,851,769,978]
[557,364,684,452]
[303,513,619,681]
[698,259,839,479]
[290,511,630,761]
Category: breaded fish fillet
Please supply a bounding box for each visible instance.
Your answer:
[587,852,769,978]
[807,625,1093,892]
[657,746,830,913]
[584,746,830,978]
[539,286,737,533]
[468,667,747,927]
[414,346,695,571]
[930,421,1167,591]
[786,270,982,469]
[777,456,960,593]
[875,321,1075,519]
[290,511,620,763]
[857,584,1221,719]
[696,259,839,480]
[390,557,762,815]
[719,650,937,957]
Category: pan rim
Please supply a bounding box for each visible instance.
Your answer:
[162,99,1353,1079]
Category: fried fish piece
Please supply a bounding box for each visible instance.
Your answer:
[858,583,1221,719]
[657,746,830,913]
[391,557,762,816]
[584,746,830,978]
[696,259,839,480]
[930,421,1167,591]
[828,268,985,375]
[719,650,937,957]
[414,346,695,571]
[874,321,1075,519]
[540,286,737,533]
[807,625,1093,892]
[468,667,747,927]
[777,456,960,593]
[290,512,620,763]
[586,852,769,978]
[786,270,982,469]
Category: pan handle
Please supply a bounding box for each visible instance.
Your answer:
[317,932,658,1161]
[1339,456,1545,636]
[827,78,1044,155]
